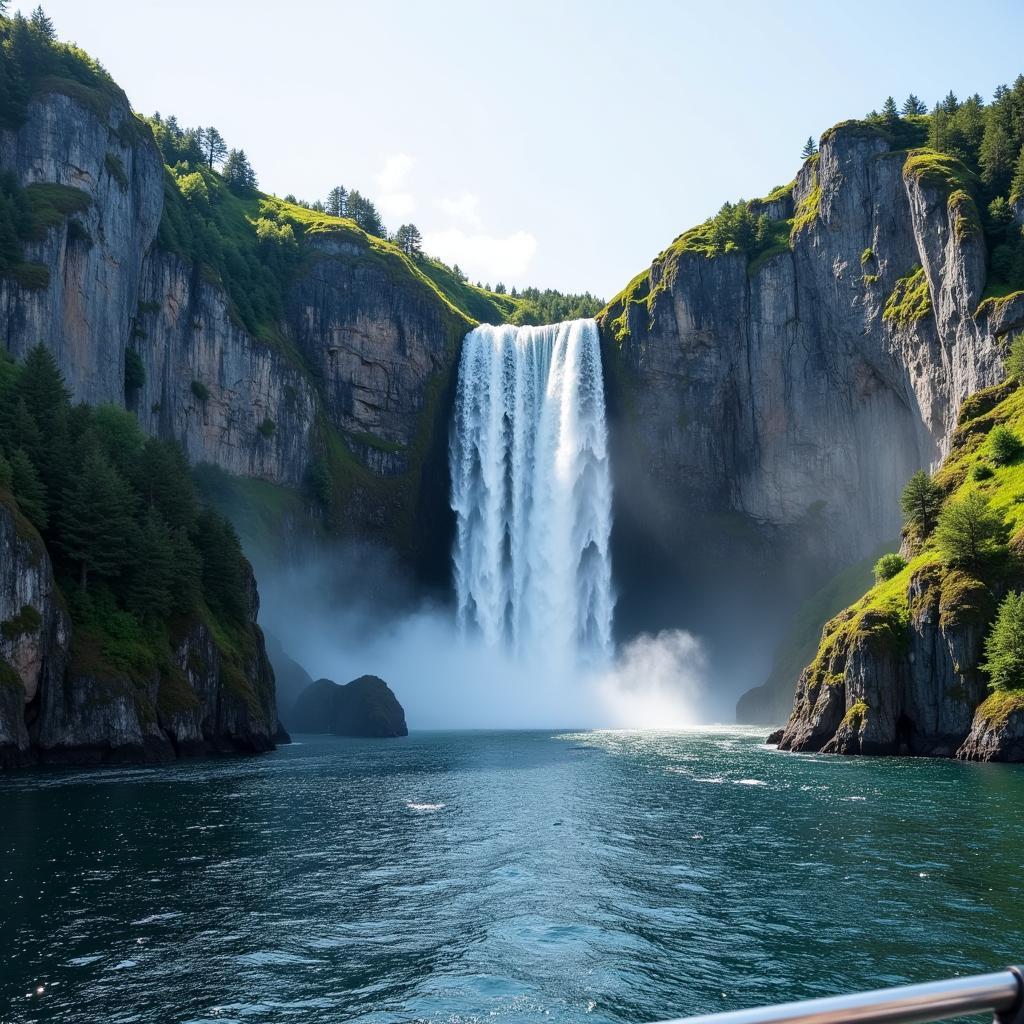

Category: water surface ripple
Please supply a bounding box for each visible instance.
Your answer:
[2,728,1022,1023]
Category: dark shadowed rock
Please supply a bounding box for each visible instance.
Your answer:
[264,632,314,722]
[291,675,407,738]
[765,729,784,745]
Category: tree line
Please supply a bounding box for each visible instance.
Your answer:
[0,346,252,637]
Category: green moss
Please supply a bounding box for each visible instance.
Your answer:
[156,661,200,716]
[861,248,874,265]
[841,699,869,729]
[1,603,42,640]
[938,571,994,629]
[974,689,1024,727]
[104,152,127,190]
[883,265,932,326]
[903,148,977,198]
[976,288,1024,319]
[790,178,820,239]
[24,183,92,235]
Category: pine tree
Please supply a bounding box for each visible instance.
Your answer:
[882,96,899,123]
[133,437,199,532]
[901,94,927,116]
[900,469,944,539]
[18,344,68,437]
[934,490,1007,574]
[801,136,818,159]
[222,149,257,193]
[1010,145,1024,204]
[126,509,176,619]
[195,509,248,623]
[346,190,385,236]
[9,447,47,527]
[29,5,54,40]
[203,127,227,168]
[325,185,348,217]
[393,223,423,258]
[981,591,1024,691]
[58,447,138,589]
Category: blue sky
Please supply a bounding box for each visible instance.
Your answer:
[32,0,1024,297]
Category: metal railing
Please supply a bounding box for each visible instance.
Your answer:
[653,968,1024,1024]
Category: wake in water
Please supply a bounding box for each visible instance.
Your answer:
[450,319,613,666]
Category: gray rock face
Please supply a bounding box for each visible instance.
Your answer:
[603,127,1010,577]
[0,496,69,765]
[0,92,163,406]
[0,500,281,767]
[0,87,458,518]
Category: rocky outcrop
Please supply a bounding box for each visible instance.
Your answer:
[777,562,1018,760]
[0,498,282,767]
[957,693,1024,761]
[290,674,408,738]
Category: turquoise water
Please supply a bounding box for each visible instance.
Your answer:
[1,728,1023,1024]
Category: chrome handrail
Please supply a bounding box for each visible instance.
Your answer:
[653,968,1024,1024]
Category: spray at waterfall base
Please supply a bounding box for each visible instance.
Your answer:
[259,319,707,729]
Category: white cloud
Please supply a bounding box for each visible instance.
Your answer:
[376,153,415,221]
[423,227,537,282]
[436,191,482,227]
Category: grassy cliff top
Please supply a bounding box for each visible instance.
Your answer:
[601,91,1024,343]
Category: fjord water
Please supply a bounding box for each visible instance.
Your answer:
[450,319,613,662]
[3,730,1023,1024]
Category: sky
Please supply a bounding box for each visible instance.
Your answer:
[30,0,1024,298]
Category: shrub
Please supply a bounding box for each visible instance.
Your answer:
[190,380,210,402]
[1004,333,1024,382]
[861,248,874,264]
[873,553,906,583]
[981,591,1024,691]
[990,424,1022,465]
[971,463,995,481]
[257,417,276,439]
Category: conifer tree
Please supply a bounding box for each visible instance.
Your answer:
[58,447,137,589]
[126,509,176,619]
[1010,145,1024,204]
[29,5,54,40]
[801,136,817,159]
[901,94,927,116]
[203,127,227,168]
[934,491,1007,574]
[900,469,943,539]
[325,185,348,217]
[9,447,47,527]
[882,96,899,123]
[223,149,257,192]
[981,591,1024,691]
[393,223,423,258]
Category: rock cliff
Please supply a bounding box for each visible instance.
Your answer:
[290,675,408,738]
[599,120,1024,692]
[0,498,282,767]
[776,378,1024,761]
[0,80,476,569]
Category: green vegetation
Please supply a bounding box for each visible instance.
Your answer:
[981,592,1024,690]
[900,469,944,543]
[934,490,1008,574]
[0,345,260,692]
[883,265,932,326]
[989,423,1022,464]
[873,552,906,583]
[0,7,130,131]
[1,603,41,639]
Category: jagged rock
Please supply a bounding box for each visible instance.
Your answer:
[290,675,408,738]
[957,694,1024,761]
[765,728,784,745]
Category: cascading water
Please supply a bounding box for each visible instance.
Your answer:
[450,318,614,667]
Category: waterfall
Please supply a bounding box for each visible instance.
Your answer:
[450,318,614,665]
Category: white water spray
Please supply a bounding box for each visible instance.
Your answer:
[450,319,614,666]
